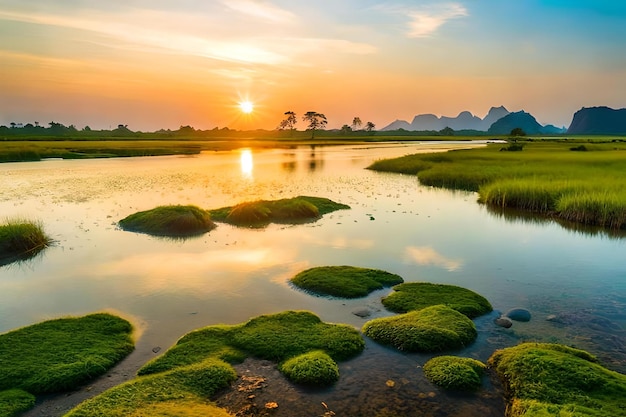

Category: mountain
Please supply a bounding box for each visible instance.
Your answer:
[381,106,510,131]
[566,106,626,134]
[487,111,544,135]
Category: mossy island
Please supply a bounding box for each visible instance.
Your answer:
[382,282,493,318]
[0,313,134,416]
[209,195,350,228]
[362,305,477,352]
[0,219,52,266]
[290,265,404,298]
[66,311,364,416]
[423,356,487,391]
[118,205,216,238]
[488,342,626,417]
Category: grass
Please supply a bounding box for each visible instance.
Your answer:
[209,196,350,228]
[290,265,404,298]
[381,282,492,318]
[488,343,626,417]
[278,350,340,386]
[0,219,52,266]
[118,205,216,237]
[423,356,486,391]
[362,305,477,352]
[0,389,36,417]
[0,313,134,402]
[368,141,626,230]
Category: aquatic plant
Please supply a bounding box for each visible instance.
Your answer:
[290,265,404,298]
[279,350,340,386]
[0,219,52,266]
[362,305,477,352]
[0,389,35,417]
[423,356,486,390]
[381,282,492,318]
[209,195,350,227]
[0,313,133,416]
[488,343,626,417]
[118,205,216,237]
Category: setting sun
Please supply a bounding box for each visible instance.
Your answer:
[239,101,254,114]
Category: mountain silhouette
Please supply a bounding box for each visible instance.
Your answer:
[487,111,543,135]
[566,106,626,134]
[382,106,510,131]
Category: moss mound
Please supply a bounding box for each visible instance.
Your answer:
[362,305,477,352]
[290,266,404,298]
[488,343,626,417]
[0,219,52,266]
[382,282,492,318]
[119,205,216,237]
[0,389,36,417]
[279,350,340,386]
[423,356,486,391]
[209,195,350,227]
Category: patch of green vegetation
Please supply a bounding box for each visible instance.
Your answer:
[381,282,492,318]
[362,305,477,352]
[368,141,626,230]
[209,196,350,227]
[0,389,36,417]
[423,356,486,391]
[488,343,626,417]
[119,205,216,237]
[0,313,134,403]
[65,359,236,417]
[290,266,404,298]
[279,350,340,386]
[0,219,52,266]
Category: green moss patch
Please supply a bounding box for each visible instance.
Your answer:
[209,195,350,227]
[279,350,340,386]
[0,313,133,416]
[0,219,52,266]
[0,389,36,417]
[382,282,492,318]
[119,205,216,237]
[488,343,626,417]
[362,305,477,352]
[290,266,404,298]
[423,356,486,391]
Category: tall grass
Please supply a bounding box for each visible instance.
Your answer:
[0,219,52,265]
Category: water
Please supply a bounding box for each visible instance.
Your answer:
[1,142,625,416]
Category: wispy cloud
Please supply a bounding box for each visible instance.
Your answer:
[407,3,468,37]
[219,0,297,24]
[404,246,463,271]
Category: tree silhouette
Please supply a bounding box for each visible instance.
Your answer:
[352,117,362,131]
[365,121,376,132]
[278,111,297,136]
[302,111,327,138]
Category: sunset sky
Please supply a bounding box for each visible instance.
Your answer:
[1,1,625,131]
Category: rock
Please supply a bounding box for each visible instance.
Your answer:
[494,317,513,328]
[505,308,531,322]
[352,307,371,318]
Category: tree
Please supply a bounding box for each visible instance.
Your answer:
[365,121,376,132]
[439,126,455,136]
[340,124,352,135]
[352,117,362,131]
[302,111,327,138]
[510,127,526,137]
[278,111,297,136]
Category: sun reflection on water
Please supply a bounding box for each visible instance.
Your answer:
[240,148,253,178]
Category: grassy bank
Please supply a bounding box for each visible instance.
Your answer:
[368,141,626,230]
[0,219,52,266]
[119,205,216,238]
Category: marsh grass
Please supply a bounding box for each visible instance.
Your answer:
[423,356,486,391]
[362,305,477,352]
[278,350,340,386]
[0,313,134,396]
[119,205,216,237]
[369,142,626,229]
[290,265,404,298]
[0,219,52,266]
[381,282,492,318]
[209,196,350,228]
[488,343,626,417]
[0,389,35,417]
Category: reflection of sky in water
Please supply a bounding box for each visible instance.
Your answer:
[1,143,625,371]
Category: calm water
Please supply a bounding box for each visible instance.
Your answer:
[1,142,625,416]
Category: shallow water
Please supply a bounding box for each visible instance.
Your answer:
[1,142,625,416]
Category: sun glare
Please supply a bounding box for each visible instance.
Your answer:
[239,100,254,114]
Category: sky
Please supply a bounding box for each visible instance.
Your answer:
[1,0,625,131]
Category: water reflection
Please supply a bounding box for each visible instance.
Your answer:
[404,246,463,271]
[240,148,253,178]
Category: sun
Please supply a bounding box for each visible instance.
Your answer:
[239,100,254,114]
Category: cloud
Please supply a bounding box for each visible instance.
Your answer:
[220,0,297,23]
[407,3,468,37]
[404,246,463,271]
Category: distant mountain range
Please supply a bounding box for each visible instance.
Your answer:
[487,111,565,135]
[382,106,510,132]
[567,106,626,134]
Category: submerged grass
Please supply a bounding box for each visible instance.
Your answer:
[368,141,626,229]
[0,219,52,266]
[119,205,216,237]
[381,282,492,318]
[488,343,626,417]
[209,196,350,227]
[290,265,404,298]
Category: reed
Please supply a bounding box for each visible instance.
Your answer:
[0,219,52,265]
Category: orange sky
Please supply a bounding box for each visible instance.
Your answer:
[1,1,625,131]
